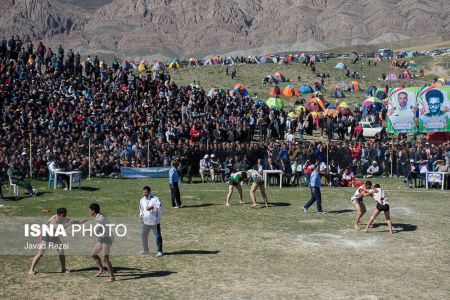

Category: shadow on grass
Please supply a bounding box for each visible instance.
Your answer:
[70,266,141,273]
[119,271,176,281]
[268,202,291,207]
[372,223,417,232]
[164,250,220,256]
[180,203,217,208]
[78,187,100,192]
[327,209,354,214]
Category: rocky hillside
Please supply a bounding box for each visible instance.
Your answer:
[0,0,448,58]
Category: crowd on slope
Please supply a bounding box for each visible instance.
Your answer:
[0,37,449,191]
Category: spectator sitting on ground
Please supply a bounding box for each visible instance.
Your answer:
[366,161,380,178]
[340,168,354,187]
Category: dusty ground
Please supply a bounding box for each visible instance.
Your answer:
[1,178,449,299]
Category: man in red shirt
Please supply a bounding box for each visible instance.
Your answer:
[189,125,200,142]
[350,142,361,160]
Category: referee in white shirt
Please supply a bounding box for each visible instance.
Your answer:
[139,186,163,256]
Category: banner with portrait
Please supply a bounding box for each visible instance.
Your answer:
[387,87,418,133]
[417,86,450,132]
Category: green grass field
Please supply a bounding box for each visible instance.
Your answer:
[167,57,439,107]
[1,178,449,299]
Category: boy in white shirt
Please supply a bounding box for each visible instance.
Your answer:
[364,184,393,235]
[139,186,163,256]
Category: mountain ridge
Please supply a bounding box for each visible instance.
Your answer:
[0,0,448,58]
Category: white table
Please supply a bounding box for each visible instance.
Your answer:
[54,171,82,191]
[425,172,449,190]
[263,170,283,188]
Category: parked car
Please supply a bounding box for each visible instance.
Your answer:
[359,121,386,139]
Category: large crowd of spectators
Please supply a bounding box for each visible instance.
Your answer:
[0,37,449,189]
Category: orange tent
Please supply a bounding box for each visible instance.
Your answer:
[351,81,360,92]
[234,83,245,89]
[308,97,325,110]
[269,86,282,97]
[282,85,300,97]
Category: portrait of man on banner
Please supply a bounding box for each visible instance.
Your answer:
[387,88,417,133]
[418,87,450,132]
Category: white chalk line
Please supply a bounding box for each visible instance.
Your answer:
[296,233,380,248]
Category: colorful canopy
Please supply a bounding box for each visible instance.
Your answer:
[266,97,284,108]
[308,97,325,110]
[323,108,339,118]
[362,97,382,106]
[295,105,306,114]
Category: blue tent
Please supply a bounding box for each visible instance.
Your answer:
[255,99,267,106]
[375,88,387,100]
[335,62,347,70]
[233,87,249,97]
[365,85,377,97]
[298,84,312,93]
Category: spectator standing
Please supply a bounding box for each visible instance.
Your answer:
[139,186,163,257]
[169,161,182,208]
[302,164,326,214]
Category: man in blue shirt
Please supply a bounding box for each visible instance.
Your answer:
[169,160,182,208]
[302,164,326,214]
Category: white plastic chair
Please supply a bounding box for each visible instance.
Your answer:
[9,176,19,197]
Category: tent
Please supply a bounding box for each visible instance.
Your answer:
[334,88,345,98]
[259,55,268,63]
[338,102,352,115]
[282,84,300,97]
[233,84,249,97]
[153,61,165,71]
[204,59,214,65]
[137,60,148,72]
[351,51,359,64]
[373,54,381,63]
[400,71,412,79]
[295,105,306,114]
[121,60,134,71]
[168,59,181,69]
[408,60,418,68]
[255,99,267,106]
[365,85,377,97]
[323,108,339,118]
[305,97,325,112]
[351,81,361,92]
[338,102,350,109]
[299,53,307,63]
[385,72,398,81]
[269,86,282,97]
[406,51,415,58]
[273,72,286,82]
[288,111,297,118]
[375,88,387,100]
[298,84,312,93]
[266,97,284,108]
[335,62,347,70]
[362,97,383,114]
[189,58,198,66]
